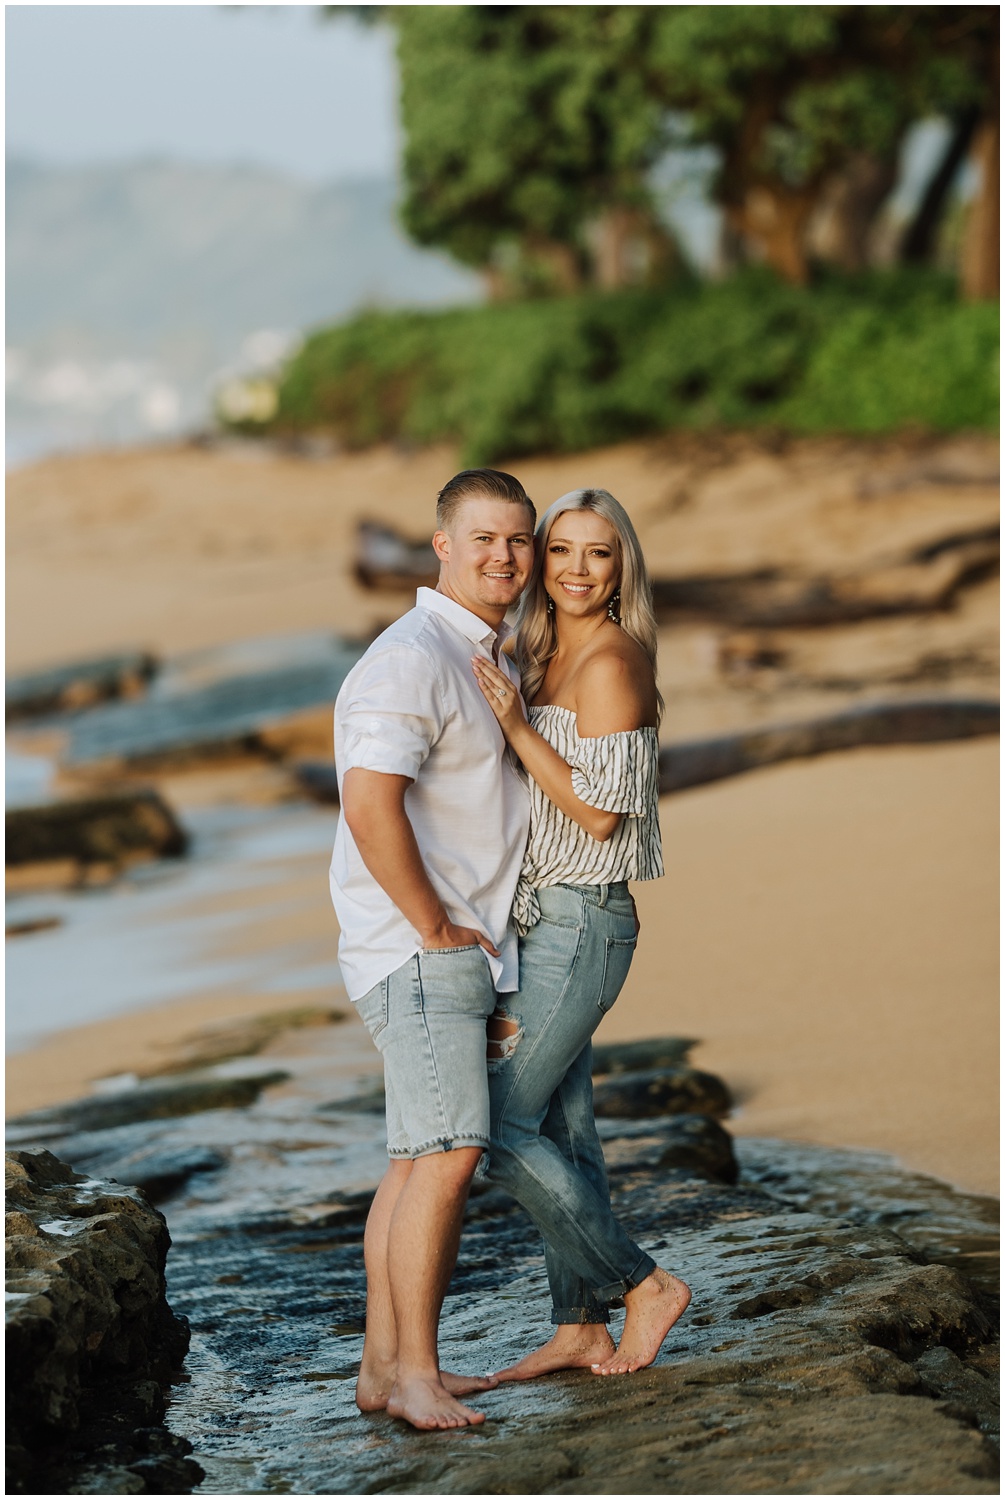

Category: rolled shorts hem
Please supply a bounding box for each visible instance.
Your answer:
[551,1306,611,1325]
[388,1133,490,1160]
[594,1252,658,1305]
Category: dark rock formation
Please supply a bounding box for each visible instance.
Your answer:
[660,697,999,795]
[6,791,188,870]
[5,651,157,722]
[289,757,341,803]
[592,1064,732,1120]
[591,1037,697,1074]
[353,519,439,591]
[7,1071,289,1138]
[136,1006,346,1078]
[5,1148,199,1495]
[598,1112,739,1184]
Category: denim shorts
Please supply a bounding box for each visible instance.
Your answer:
[354,945,497,1159]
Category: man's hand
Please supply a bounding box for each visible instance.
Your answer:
[421,920,500,957]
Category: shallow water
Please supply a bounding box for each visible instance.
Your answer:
[5,800,341,1052]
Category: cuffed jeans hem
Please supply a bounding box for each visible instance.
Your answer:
[593,1251,658,1305]
[388,1134,489,1160]
[551,1306,611,1325]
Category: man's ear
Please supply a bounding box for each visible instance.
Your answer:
[432,530,451,564]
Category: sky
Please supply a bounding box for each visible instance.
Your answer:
[5,4,399,182]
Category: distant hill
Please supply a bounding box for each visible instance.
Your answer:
[6,158,481,462]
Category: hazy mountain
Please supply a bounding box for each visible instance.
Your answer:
[6,158,481,462]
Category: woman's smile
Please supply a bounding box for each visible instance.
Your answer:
[545,510,621,616]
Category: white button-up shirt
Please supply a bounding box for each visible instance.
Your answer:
[329,587,530,1002]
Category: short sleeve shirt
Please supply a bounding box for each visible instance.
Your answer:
[329,588,530,1001]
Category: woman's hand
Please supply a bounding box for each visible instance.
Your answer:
[471,656,528,743]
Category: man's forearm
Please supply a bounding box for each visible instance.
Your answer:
[341,769,454,944]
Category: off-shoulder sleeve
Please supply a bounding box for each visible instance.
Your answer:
[569,728,660,817]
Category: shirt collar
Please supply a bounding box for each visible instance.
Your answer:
[416,586,507,653]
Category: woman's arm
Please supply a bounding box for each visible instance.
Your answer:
[471,653,650,843]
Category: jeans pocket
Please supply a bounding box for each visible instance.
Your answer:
[597,935,636,1013]
[420,943,483,954]
[355,977,389,1040]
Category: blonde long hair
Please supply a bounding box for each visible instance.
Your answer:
[514,488,663,723]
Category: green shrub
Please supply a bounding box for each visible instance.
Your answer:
[262,270,998,463]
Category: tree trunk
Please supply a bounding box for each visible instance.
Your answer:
[732,185,817,286]
[594,206,635,289]
[526,237,582,293]
[900,108,979,264]
[808,153,898,272]
[482,265,512,302]
[961,117,1000,300]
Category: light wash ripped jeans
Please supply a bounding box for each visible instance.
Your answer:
[486,881,657,1323]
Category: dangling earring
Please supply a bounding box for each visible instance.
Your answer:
[608,588,621,623]
[546,594,555,615]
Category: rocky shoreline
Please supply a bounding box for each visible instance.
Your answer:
[5,1019,998,1495]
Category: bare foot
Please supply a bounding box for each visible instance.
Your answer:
[493,1325,616,1382]
[592,1268,691,1376]
[386,1373,486,1430]
[356,1359,496,1412]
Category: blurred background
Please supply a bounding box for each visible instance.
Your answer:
[6,6,999,1205]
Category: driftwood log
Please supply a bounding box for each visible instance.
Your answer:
[651,525,998,627]
[6,791,188,868]
[353,520,438,591]
[289,697,998,806]
[659,697,999,794]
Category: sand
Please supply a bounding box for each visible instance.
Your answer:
[5,434,999,1197]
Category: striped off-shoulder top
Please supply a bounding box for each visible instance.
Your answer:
[512,703,664,935]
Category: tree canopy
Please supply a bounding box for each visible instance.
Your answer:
[327,4,998,294]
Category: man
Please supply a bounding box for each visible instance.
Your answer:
[329,468,536,1431]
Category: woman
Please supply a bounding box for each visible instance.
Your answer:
[471,487,690,1381]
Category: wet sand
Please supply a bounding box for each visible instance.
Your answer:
[6,435,999,1197]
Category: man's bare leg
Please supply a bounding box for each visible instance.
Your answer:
[356,1157,498,1414]
[493,1322,616,1382]
[384,1146,490,1430]
[591,1268,691,1376]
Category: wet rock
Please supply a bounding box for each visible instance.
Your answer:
[6,651,157,722]
[6,791,188,868]
[289,758,340,804]
[63,639,363,768]
[160,1145,997,1495]
[96,1146,228,1204]
[592,1064,732,1120]
[591,1037,696,1074]
[5,1148,196,1495]
[137,1006,346,1078]
[599,1113,738,1185]
[7,1071,290,1138]
[660,697,1000,795]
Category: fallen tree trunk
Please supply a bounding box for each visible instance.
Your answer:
[651,528,998,627]
[659,698,999,795]
[353,520,438,592]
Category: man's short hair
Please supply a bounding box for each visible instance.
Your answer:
[436,469,535,532]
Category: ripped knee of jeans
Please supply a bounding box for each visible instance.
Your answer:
[487,1006,523,1070]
